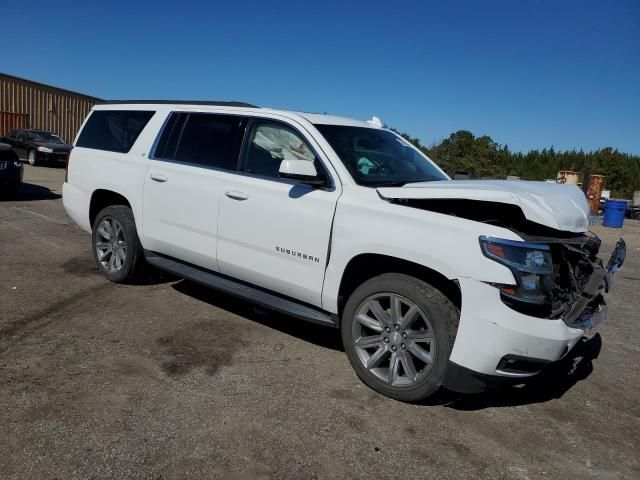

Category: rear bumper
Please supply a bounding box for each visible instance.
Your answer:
[0,170,22,185]
[0,176,21,185]
[62,182,91,232]
[0,166,23,184]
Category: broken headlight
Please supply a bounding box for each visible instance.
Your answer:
[479,236,553,304]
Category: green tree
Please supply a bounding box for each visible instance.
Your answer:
[389,128,640,199]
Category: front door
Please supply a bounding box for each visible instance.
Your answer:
[12,130,28,159]
[217,120,340,307]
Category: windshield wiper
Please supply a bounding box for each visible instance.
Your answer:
[366,181,408,187]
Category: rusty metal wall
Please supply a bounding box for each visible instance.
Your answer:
[584,174,605,216]
[0,73,102,143]
[0,111,27,134]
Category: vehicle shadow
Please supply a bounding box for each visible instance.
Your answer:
[166,278,602,406]
[0,182,61,201]
[435,334,602,410]
[171,280,344,352]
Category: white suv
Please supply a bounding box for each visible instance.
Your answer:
[63,101,626,402]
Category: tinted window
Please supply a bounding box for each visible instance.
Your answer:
[244,122,316,179]
[26,131,66,144]
[164,113,242,170]
[154,112,188,160]
[76,110,155,153]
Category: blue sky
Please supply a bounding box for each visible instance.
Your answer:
[1,0,639,153]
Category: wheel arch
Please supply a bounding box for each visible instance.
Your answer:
[89,189,132,227]
[336,253,461,320]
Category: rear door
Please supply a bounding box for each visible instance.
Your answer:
[217,118,341,307]
[142,111,244,271]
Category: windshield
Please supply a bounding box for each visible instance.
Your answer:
[26,131,66,144]
[315,124,448,186]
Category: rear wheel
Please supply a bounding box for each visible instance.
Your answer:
[341,273,458,402]
[92,205,145,283]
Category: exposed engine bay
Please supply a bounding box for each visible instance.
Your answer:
[520,232,602,320]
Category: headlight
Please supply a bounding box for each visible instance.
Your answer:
[13,161,22,167]
[37,146,53,153]
[479,236,553,304]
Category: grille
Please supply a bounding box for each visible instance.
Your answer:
[549,235,601,318]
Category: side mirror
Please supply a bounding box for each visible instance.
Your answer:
[279,159,325,186]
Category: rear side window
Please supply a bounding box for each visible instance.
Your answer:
[153,112,242,170]
[154,113,188,160]
[76,110,155,153]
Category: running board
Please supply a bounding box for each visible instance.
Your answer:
[144,251,338,328]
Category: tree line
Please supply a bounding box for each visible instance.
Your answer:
[393,129,640,199]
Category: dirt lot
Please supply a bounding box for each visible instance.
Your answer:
[1,166,639,479]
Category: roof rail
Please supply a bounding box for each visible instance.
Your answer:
[104,100,258,108]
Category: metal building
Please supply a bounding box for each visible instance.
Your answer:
[0,72,103,143]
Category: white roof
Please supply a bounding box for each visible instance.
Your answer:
[95,102,379,129]
[293,112,376,128]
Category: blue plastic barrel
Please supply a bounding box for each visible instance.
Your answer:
[602,199,626,228]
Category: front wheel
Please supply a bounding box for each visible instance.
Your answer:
[92,205,145,283]
[341,273,459,402]
[27,150,37,166]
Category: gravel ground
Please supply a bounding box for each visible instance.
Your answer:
[1,166,638,479]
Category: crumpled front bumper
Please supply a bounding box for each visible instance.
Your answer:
[564,238,626,329]
[445,239,626,392]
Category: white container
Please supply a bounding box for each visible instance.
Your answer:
[557,170,579,185]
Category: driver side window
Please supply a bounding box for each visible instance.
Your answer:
[244,122,315,179]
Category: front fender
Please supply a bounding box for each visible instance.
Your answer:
[321,189,521,313]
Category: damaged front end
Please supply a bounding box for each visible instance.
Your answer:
[486,232,627,328]
[378,191,626,329]
[380,197,626,330]
[548,235,626,328]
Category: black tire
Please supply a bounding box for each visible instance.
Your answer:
[91,205,145,283]
[341,273,459,402]
[27,149,37,166]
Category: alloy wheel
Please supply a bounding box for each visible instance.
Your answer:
[352,293,436,387]
[95,217,127,272]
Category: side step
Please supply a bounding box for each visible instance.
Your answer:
[144,251,338,328]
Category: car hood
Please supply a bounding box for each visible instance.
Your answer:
[377,180,590,233]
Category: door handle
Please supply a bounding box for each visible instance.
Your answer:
[225,190,249,201]
[150,173,168,183]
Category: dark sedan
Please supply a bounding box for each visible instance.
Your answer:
[1,129,71,166]
[0,142,23,196]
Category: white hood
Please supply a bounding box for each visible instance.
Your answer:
[377,180,590,233]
